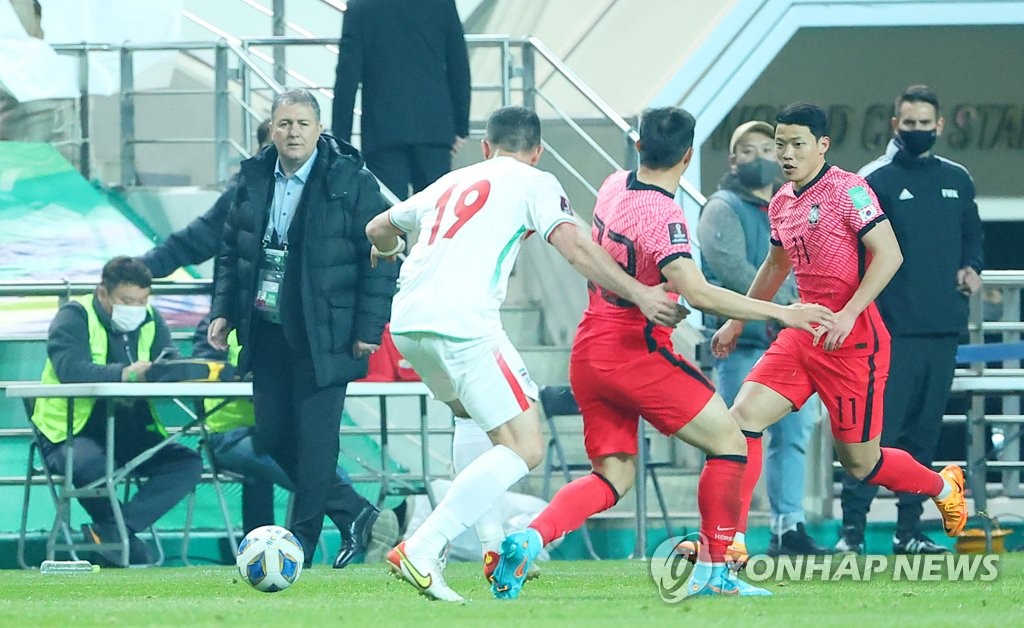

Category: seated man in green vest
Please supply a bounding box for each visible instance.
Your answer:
[31,256,203,566]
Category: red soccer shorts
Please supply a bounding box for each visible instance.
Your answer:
[569,345,716,459]
[745,323,890,444]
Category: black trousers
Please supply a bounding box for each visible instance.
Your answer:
[839,334,959,536]
[365,144,451,201]
[250,317,369,556]
[40,403,202,533]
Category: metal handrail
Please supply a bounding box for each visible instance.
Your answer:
[0,280,212,299]
[526,36,706,206]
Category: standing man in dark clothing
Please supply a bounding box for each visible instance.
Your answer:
[837,85,984,555]
[31,256,202,566]
[332,0,471,200]
[209,89,398,568]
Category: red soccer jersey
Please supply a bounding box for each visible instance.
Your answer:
[769,164,889,352]
[573,170,692,356]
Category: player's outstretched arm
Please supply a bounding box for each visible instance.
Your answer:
[662,255,833,333]
[365,209,407,268]
[821,219,903,351]
[711,244,793,356]
[547,222,684,327]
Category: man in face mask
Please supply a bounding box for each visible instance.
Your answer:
[838,85,983,556]
[696,120,830,558]
[31,256,203,566]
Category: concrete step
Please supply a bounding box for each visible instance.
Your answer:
[519,345,571,386]
[500,306,544,346]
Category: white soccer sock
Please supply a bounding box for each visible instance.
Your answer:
[452,418,506,553]
[407,444,529,559]
[937,477,953,500]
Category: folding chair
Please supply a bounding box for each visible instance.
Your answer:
[18,399,164,568]
[539,385,675,559]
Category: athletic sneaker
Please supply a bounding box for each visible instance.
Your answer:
[385,542,465,604]
[489,529,542,600]
[934,464,968,537]
[893,532,951,555]
[833,526,865,555]
[484,550,540,584]
[687,563,771,597]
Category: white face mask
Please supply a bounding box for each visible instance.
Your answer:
[111,304,147,332]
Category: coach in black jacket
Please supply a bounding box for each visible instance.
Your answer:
[210,90,397,566]
[838,85,984,556]
[332,0,471,199]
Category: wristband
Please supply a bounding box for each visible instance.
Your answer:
[127,371,139,383]
[377,238,405,257]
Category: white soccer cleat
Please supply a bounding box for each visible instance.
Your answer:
[386,542,465,604]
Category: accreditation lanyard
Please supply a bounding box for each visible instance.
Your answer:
[255,219,288,321]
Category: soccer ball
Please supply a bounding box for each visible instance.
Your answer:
[236,525,304,592]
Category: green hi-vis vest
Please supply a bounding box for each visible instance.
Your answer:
[31,294,165,443]
[203,329,255,433]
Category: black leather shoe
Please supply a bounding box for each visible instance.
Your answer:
[767,523,832,556]
[333,505,379,569]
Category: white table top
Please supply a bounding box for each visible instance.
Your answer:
[5,380,432,399]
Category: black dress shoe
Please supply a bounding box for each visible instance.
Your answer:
[333,505,379,569]
[767,523,832,556]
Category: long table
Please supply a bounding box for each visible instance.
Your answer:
[5,381,444,565]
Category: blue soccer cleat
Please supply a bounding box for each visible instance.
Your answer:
[489,528,542,600]
[687,563,772,597]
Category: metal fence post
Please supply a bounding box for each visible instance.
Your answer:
[521,43,535,111]
[272,0,286,86]
[214,42,230,185]
[119,47,136,187]
[76,48,91,180]
[241,42,253,153]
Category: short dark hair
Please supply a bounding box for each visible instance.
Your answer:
[776,103,829,140]
[102,256,152,291]
[271,89,321,122]
[256,117,272,148]
[895,84,940,116]
[637,107,696,169]
[485,106,541,153]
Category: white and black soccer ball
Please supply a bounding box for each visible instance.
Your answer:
[236,525,304,592]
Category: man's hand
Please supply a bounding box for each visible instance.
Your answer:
[815,307,854,351]
[121,361,152,383]
[353,340,380,359]
[957,266,982,296]
[779,303,835,333]
[634,283,689,327]
[451,135,467,157]
[711,319,745,358]
[208,317,232,351]
[369,242,403,268]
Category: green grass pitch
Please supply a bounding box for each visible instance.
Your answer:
[1,555,1021,626]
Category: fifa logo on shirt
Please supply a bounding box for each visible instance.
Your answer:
[668,223,688,245]
[808,204,821,225]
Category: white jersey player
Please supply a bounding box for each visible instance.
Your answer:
[365,106,685,603]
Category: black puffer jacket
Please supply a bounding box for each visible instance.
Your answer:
[211,135,397,386]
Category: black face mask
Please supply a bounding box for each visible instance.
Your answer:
[736,157,782,189]
[897,129,937,156]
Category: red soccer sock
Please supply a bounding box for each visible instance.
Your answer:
[735,431,763,533]
[697,455,746,562]
[865,447,944,496]
[530,473,619,545]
